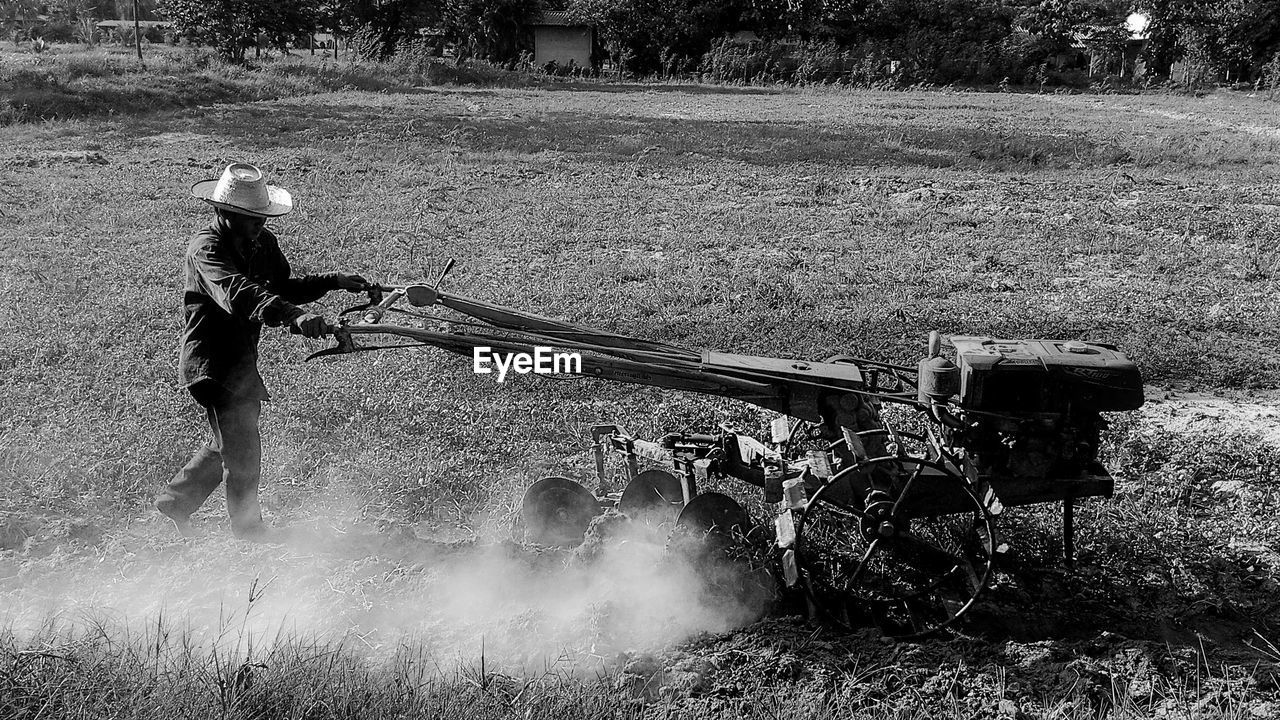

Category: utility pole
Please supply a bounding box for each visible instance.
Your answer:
[132,0,142,62]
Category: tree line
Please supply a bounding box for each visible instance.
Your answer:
[4,0,1278,86]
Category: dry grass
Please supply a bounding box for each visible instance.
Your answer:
[0,43,546,125]
[2,610,1276,719]
[2,63,1280,717]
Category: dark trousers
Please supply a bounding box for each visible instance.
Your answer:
[160,382,264,531]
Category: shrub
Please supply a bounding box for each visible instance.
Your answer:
[699,39,780,84]
[1261,54,1280,101]
[699,38,877,86]
[388,37,439,83]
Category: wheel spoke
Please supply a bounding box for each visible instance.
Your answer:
[961,556,983,594]
[905,600,925,636]
[891,531,965,574]
[889,461,927,517]
[848,538,882,587]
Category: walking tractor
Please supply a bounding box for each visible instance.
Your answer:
[310,266,1145,638]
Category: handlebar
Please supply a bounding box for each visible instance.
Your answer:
[353,283,438,313]
[291,277,442,339]
[361,287,405,324]
[357,258,454,311]
[287,317,339,337]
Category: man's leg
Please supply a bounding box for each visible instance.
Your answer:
[157,385,228,530]
[212,396,267,537]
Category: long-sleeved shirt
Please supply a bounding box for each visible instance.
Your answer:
[179,223,340,400]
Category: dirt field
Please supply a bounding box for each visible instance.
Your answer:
[2,77,1280,717]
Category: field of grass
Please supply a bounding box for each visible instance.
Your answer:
[2,47,1280,718]
[0,43,546,125]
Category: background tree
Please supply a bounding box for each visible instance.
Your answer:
[1140,0,1221,77]
[160,0,320,60]
[1214,0,1280,79]
[566,0,655,73]
[1012,0,1131,78]
[73,1,102,45]
[568,0,757,75]
[259,0,322,51]
[341,0,441,60]
[1,0,43,44]
[112,0,158,19]
[1015,0,1128,46]
[441,0,535,63]
[46,0,106,45]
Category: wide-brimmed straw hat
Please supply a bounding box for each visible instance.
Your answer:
[190,163,293,217]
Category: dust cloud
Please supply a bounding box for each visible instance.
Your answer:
[0,509,775,675]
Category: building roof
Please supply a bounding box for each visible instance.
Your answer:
[1070,21,1149,49]
[529,11,587,27]
[96,20,172,29]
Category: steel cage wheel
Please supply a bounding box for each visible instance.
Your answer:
[793,455,996,639]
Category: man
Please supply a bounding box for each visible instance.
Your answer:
[156,163,367,541]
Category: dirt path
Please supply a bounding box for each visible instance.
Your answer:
[1131,107,1280,140]
[1141,386,1280,446]
[1034,92,1280,140]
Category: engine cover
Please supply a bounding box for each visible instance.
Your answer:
[949,336,1143,413]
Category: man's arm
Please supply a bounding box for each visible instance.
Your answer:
[272,271,341,305]
[263,233,366,304]
[189,237,307,328]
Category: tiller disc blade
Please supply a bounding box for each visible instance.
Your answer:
[520,476,599,547]
[674,492,752,538]
[618,470,684,528]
